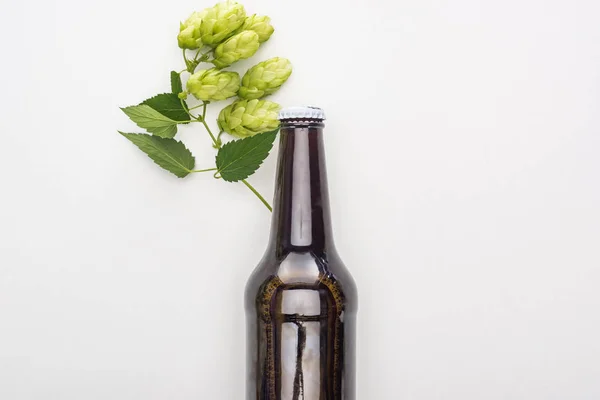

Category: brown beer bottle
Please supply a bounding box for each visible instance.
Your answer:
[245,106,358,400]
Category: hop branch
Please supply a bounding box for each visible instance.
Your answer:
[118,1,293,211]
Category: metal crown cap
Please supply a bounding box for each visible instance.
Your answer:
[278,106,326,121]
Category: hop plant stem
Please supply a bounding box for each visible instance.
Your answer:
[241,179,272,212]
[200,116,219,145]
[191,167,218,173]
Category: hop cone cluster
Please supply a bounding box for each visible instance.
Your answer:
[187,69,240,101]
[176,2,293,139]
[177,2,278,72]
[239,57,292,100]
[218,99,280,138]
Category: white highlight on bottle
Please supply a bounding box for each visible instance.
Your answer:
[290,128,312,246]
[278,253,320,284]
[281,289,321,315]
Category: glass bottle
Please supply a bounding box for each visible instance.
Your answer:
[245,106,358,400]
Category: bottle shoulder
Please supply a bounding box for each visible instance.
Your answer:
[244,250,358,312]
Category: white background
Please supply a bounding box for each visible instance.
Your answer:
[1,0,599,399]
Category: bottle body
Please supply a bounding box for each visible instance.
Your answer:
[245,113,357,400]
[245,250,357,400]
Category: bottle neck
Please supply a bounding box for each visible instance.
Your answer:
[268,121,334,256]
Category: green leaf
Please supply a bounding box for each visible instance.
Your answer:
[121,105,178,138]
[119,132,195,178]
[216,129,278,182]
[171,71,183,94]
[141,93,189,122]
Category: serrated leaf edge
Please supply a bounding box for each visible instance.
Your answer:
[118,131,194,178]
[216,130,278,181]
[120,105,177,123]
[120,105,179,138]
[140,92,189,123]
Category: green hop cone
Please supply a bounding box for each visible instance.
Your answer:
[218,99,280,138]
[213,30,260,68]
[178,12,203,49]
[239,57,292,100]
[239,14,274,43]
[186,68,240,101]
[199,1,246,46]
